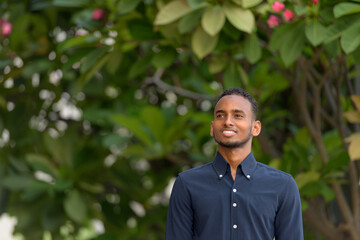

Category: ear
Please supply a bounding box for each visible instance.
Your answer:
[210,121,214,136]
[252,120,261,137]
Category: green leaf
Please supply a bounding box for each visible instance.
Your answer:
[208,55,227,74]
[295,171,320,189]
[324,15,359,44]
[178,8,204,34]
[154,0,193,25]
[223,2,255,33]
[151,47,177,69]
[305,20,326,47]
[244,33,262,64]
[2,176,35,190]
[64,190,87,223]
[57,35,99,52]
[106,48,122,74]
[334,2,360,18]
[242,0,262,8]
[26,153,59,177]
[128,19,162,40]
[224,62,247,89]
[80,47,109,73]
[140,106,165,142]
[191,26,218,59]
[270,21,306,67]
[53,0,89,7]
[111,114,153,145]
[128,53,152,79]
[117,0,142,14]
[187,0,206,8]
[77,52,111,90]
[201,6,225,36]
[341,23,360,54]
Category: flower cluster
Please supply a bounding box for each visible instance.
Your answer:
[0,19,12,36]
[92,9,104,20]
[267,1,294,28]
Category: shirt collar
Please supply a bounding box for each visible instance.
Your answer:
[212,151,257,180]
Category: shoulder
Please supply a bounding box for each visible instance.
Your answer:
[178,162,213,180]
[255,162,298,190]
[256,162,293,180]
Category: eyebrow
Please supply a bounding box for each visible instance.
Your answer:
[215,109,246,114]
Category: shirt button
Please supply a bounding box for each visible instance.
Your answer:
[233,188,237,192]
[219,174,223,178]
[246,174,251,179]
[233,203,237,207]
[233,224,237,229]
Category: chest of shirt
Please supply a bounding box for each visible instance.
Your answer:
[187,173,279,221]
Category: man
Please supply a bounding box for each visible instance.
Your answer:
[165,88,303,239]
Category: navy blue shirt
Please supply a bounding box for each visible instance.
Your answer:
[165,152,303,240]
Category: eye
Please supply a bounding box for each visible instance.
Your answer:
[216,114,224,118]
[234,114,244,118]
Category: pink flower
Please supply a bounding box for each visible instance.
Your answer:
[283,9,294,21]
[272,1,285,12]
[267,15,279,28]
[1,21,12,35]
[92,9,104,20]
[312,0,318,4]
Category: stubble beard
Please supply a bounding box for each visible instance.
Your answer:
[213,127,252,149]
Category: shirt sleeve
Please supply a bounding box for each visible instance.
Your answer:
[274,176,304,240]
[165,175,194,240]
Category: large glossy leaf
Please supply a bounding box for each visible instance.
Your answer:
[111,114,153,145]
[341,23,360,54]
[26,153,59,177]
[191,26,218,59]
[178,8,204,34]
[154,0,193,25]
[224,62,248,89]
[295,171,320,189]
[305,20,326,47]
[151,47,177,69]
[324,15,359,43]
[117,0,142,14]
[244,33,261,64]
[242,0,262,8]
[270,21,306,66]
[334,2,360,18]
[201,6,225,36]
[64,190,87,223]
[140,106,165,142]
[223,2,255,33]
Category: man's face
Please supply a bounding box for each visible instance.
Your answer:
[210,95,261,149]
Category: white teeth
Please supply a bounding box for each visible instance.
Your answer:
[223,131,234,133]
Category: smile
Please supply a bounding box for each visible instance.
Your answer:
[222,130,236,137]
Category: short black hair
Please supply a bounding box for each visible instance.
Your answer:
[215,88,258,119]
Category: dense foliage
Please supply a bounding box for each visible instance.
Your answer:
[1,0,360,239]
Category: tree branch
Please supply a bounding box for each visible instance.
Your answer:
[143,69,216,101]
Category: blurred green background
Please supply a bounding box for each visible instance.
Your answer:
[0,0,360,239]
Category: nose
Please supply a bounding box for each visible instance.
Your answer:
[224,115,233,126]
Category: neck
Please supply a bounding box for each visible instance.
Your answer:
[218,147,251,168]
[218,145,251,180]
